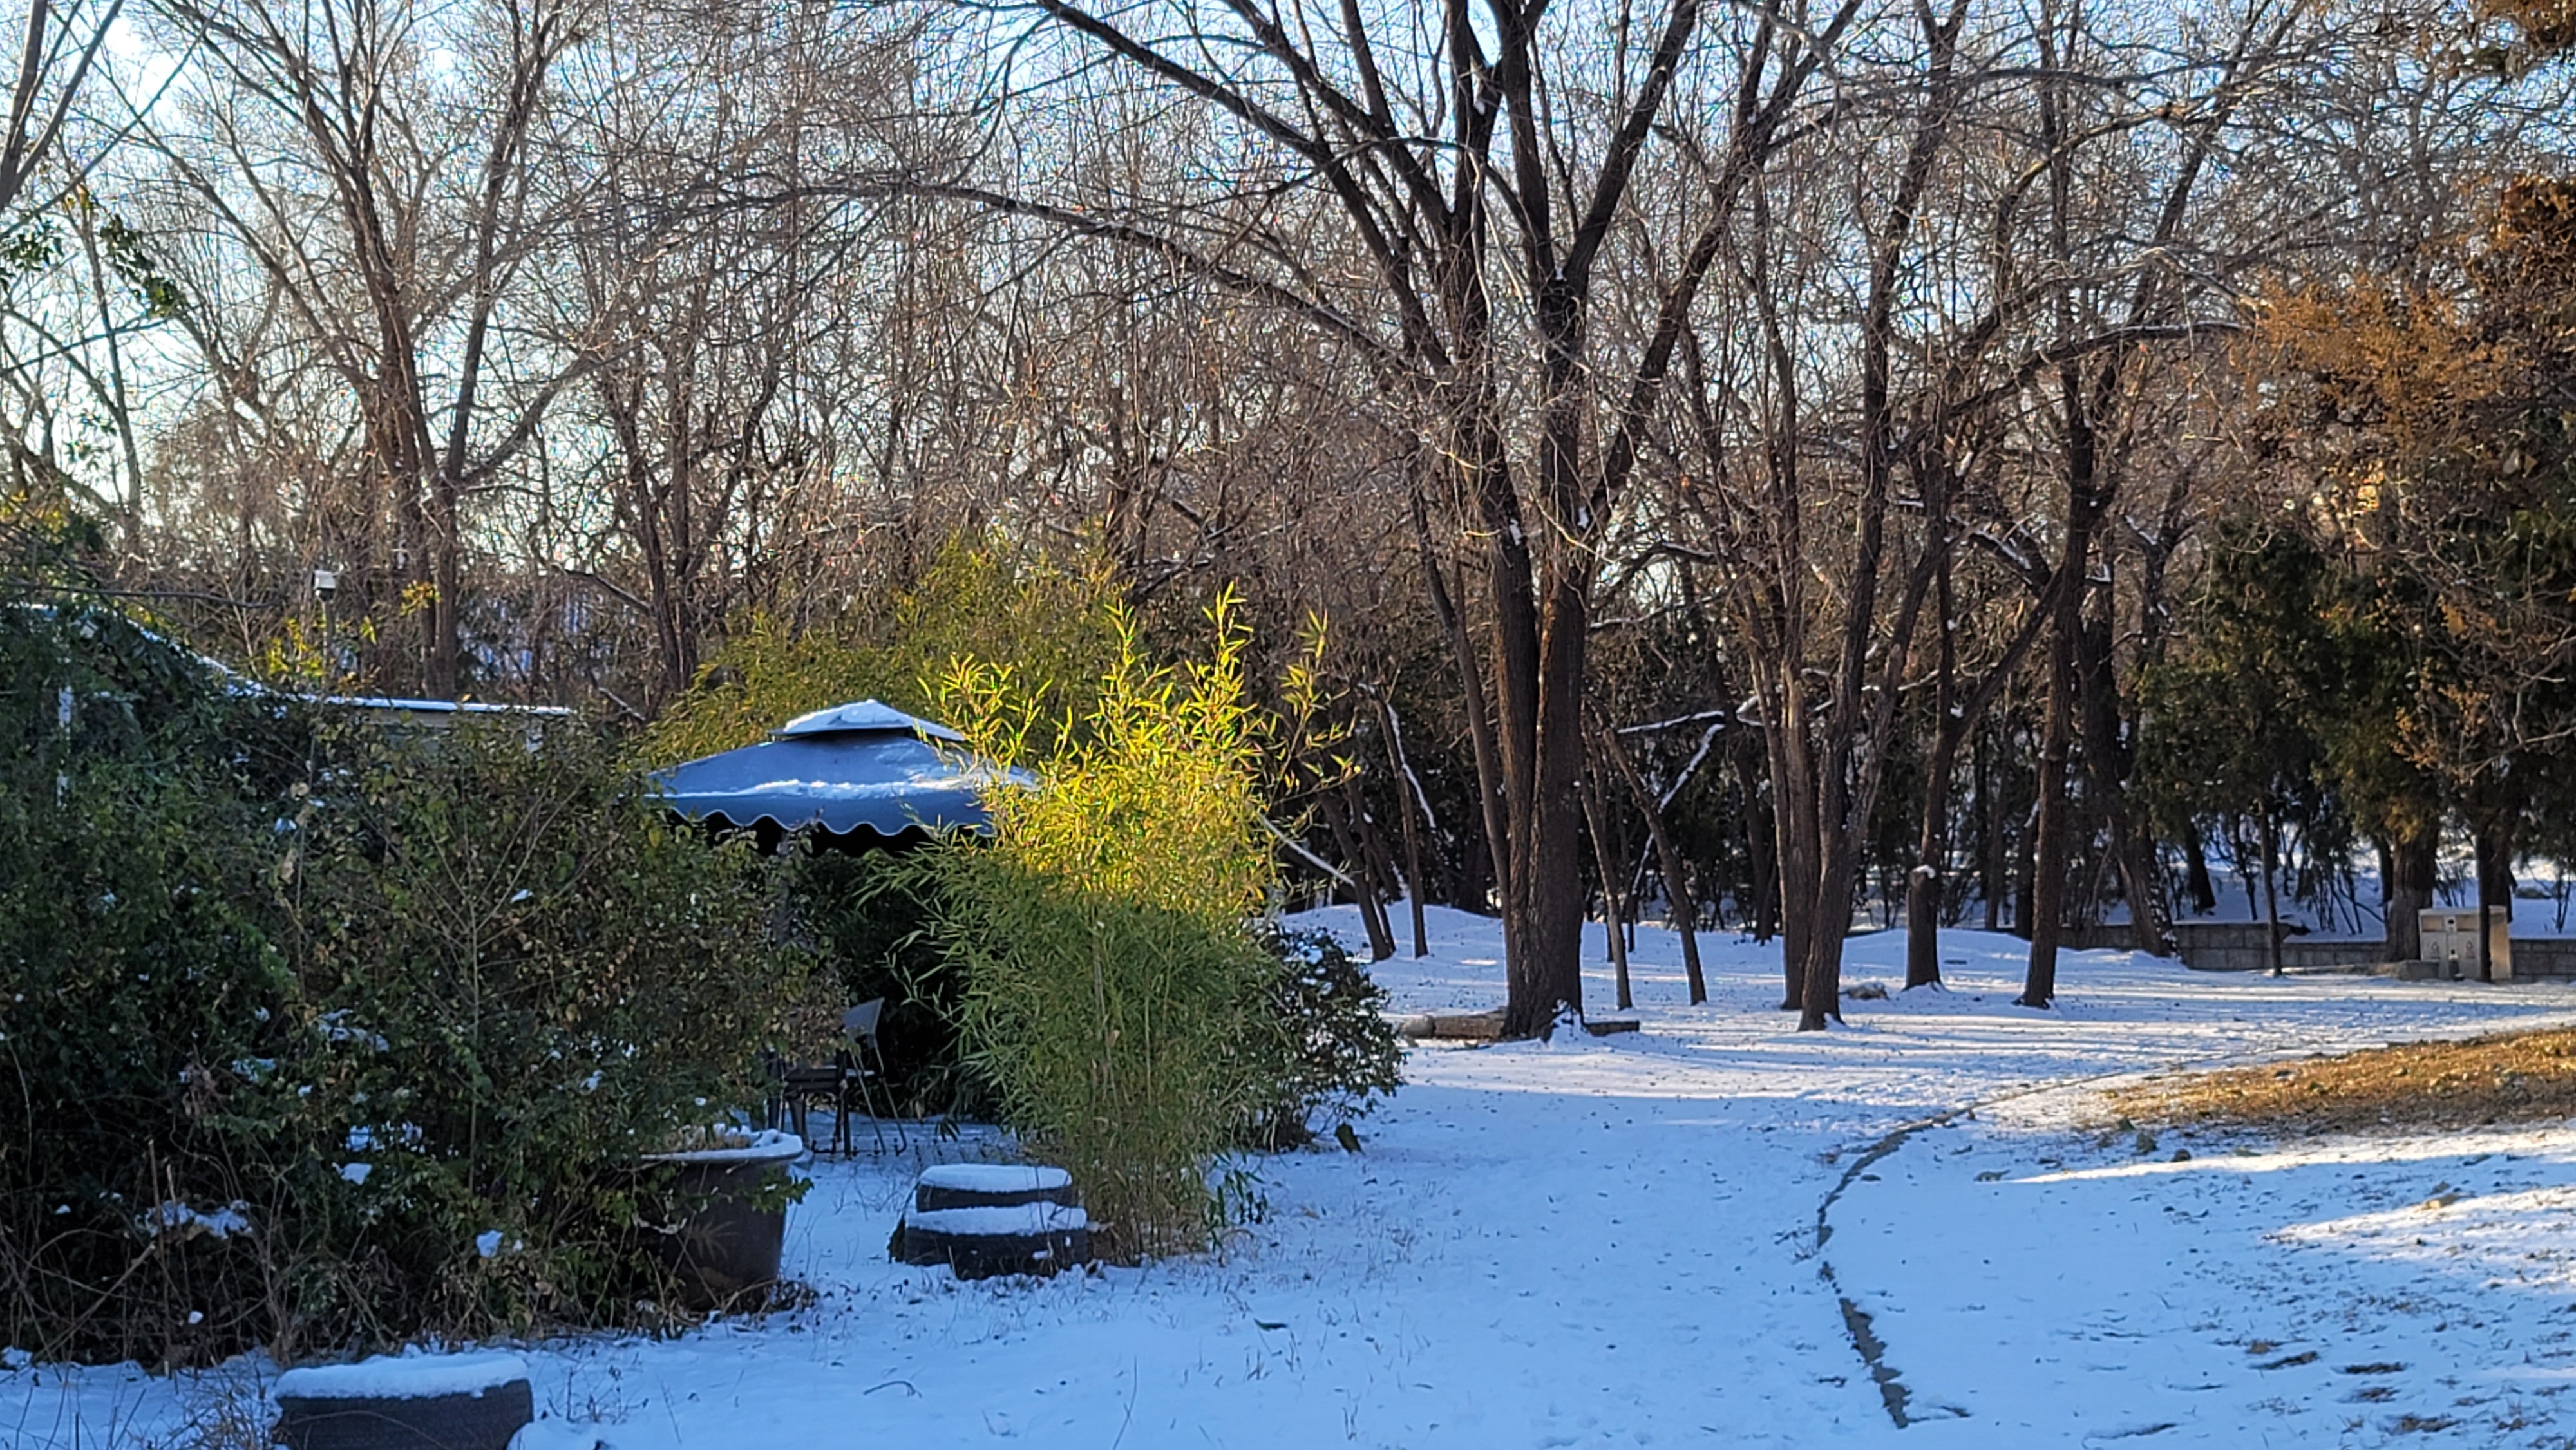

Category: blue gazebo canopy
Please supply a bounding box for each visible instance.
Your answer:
[652,699,1021,841]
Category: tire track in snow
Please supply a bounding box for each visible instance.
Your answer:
[1804,1011,2534,1430]
[1814,1105,1972,1427]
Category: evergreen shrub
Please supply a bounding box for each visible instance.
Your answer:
[1244,925,1404,1149]
[641,541,1121,767]
[0,605,804,1366]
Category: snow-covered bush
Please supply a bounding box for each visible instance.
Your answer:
[269,717,809,1353]
[0,605,806,1365]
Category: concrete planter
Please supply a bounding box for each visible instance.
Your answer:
[636,1131,804,1310]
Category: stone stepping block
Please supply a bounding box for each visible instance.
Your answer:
[896,1200,1092,1280]
[895,1165,1091,1279]
[271,1351,532,1450]
[913,1163,1078,1212]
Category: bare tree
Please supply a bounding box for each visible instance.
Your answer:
[0,0,133,530]
[138,0,596,696]
[1,0,121,218]
[905,0,1864,1035]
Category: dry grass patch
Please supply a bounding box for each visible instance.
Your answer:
[2108,1029,2576,1134]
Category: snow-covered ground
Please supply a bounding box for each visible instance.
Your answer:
[16,907,2576,1449]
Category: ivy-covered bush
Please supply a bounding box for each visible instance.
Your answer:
[0,604,310,1367]
[0,604,805,1366]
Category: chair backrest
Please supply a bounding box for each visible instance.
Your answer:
[842,998,885,1044]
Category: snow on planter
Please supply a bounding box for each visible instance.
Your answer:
[895,1199,1093,1280]
[635,1128,805,1310]
[271,1351,533,1450]
[638,1127,803,1166]
[913,1163,1076,1212]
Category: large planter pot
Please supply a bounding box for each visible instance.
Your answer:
[636,1130,804,1310]
[270,1351,532,1450]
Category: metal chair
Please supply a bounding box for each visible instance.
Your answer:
[767,1053,848,1155]
[839,999,907,1153]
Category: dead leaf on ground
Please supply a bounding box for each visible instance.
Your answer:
[2108,1029,2576,1135]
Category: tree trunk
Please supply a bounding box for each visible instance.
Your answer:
[1376,697,1432,958]
[1801,829,1857,1028]
[427,469,462,698]
[1581,774,1632,1011]
[1979,724,2003,932]
[2013,795,2038,939]
[1493,535,1591,1037]
[1768,686,1820,1012]
[1904,785,1953,991]
[2183,825,2219,916]
[1739,728,1780,943]
[2473,814,2515,983]
[1492,268,1602,1039]
[2384,822,2437,963]
[2477,863,2497,983]
[1344,777,1408,928]
[2019,634,2078,1006]
[1907,554,1959,989]
[1594,717,1707,1004]
[1790,0,1969,1030]
[1416,497,1513,925]
[1320,786,1394,962]
[2478,820,2517,927]
[2020,308,2117,1001]
[1461,813,1491,916]
[2074,612,2163,952]
[2259,803,2285,976]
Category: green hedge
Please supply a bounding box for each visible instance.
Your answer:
[0,605,806,1366]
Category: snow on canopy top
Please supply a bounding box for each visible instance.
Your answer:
[905,1202,1088,1236]
[917,1163,1072,1194]
[273,1351,529,1402]
[773,699,965,742]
